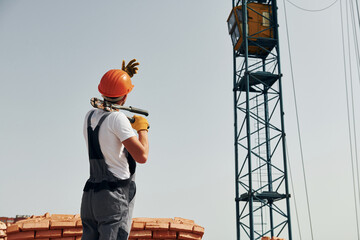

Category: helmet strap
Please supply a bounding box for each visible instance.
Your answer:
[102,95,125,103]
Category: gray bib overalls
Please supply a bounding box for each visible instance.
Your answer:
[81,110,136,240]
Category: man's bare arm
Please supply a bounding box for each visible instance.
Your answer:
[122,130,149,164]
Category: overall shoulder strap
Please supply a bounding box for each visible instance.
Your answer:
[87,110,111,129]
[87,110,96,128]
[96,112,111,128]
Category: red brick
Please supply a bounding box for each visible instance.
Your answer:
[261,237,271,240]
[153,230,177,239]
[17,218,38,223]
[131,222,145,230]
[170,223,193,232]
[128,230,152,239]
[51,238,75,240]
[50,221,76,229]
[62,228,82,237]
[178,232,202,240]
[132,218,157,223]
[192,225,204,237]
[174,217,194,225]
[6,224,20,233]
[145,222,169,230]
[155,218,175,223]
[22,220,49,231]
[35,229,62,238]
[7,231,35,240]
[51,214,75,221]
[75,220,82,227]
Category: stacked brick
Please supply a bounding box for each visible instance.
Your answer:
[3,214,205,240]
[5,213,82,240]
[0,221,6,240]
[129,217,205,240]
[261,236,286,240]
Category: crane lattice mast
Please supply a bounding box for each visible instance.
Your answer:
[227,0,293,239]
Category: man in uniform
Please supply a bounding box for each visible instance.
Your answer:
[80,59,149,240]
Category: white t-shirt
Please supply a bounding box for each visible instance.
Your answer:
[83,109,136,180]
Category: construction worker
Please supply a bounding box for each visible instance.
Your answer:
[80,59,149,240]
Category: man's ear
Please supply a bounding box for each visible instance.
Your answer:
[118,95,128,105]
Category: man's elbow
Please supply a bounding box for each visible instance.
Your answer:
[136,154,148,164]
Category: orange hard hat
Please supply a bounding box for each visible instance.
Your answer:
[98,69,134,97]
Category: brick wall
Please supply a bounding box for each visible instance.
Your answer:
[129,217,204,239]
[2,213,205,240]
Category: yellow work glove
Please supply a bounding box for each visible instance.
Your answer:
[131,115,149,132]
[122,59,139,78]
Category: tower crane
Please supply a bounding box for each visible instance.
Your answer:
[227,0,293,239]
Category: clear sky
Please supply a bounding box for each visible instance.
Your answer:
[0,1,359,240]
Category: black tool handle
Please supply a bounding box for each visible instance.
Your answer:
[128,106,149,116]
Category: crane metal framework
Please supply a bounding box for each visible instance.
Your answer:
[227,0,293,239]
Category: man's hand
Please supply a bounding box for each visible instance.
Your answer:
[124,115,149,164]
[131,115,149,132]
[122,59,139,77]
